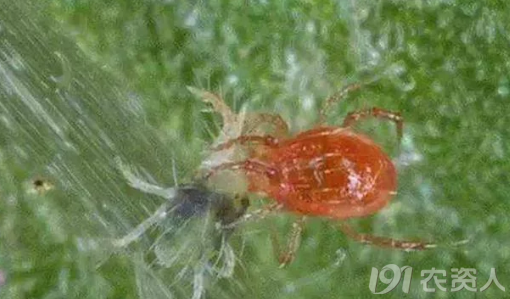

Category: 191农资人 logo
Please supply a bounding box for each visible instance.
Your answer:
[370,264,505,294]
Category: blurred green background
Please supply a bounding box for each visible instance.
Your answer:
[1,0,509,298]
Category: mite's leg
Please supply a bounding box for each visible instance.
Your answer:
[205,159,277,180]
[220,202,283,229]
[339,223,436,250]
[187,87,236,126]
[243,113,290,139]
[271,216,306,267]
[342,108,404,143]
[187,87,290,140]
[319,83,363,124]
[212,135,279,152]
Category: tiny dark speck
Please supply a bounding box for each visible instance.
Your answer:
[33,179,44,187]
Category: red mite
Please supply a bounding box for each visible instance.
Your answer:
[202,84,434,266]
[213,126,397,219]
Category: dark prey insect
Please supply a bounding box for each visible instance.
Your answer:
[112,159,248,249]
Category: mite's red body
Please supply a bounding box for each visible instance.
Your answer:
[247,126,397,219]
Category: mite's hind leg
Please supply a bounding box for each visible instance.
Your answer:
[339,223,435,250]
[342,108,404,144]
[271,216,306,267]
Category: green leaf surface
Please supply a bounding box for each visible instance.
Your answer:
[1,1,509,298]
